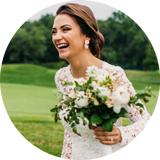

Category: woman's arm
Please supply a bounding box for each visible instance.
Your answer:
[61,130,72,159]
[93,66,150,146]
[115,67,150,146]
[54,69,73,159]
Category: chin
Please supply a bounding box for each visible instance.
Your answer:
[59,52,69,59]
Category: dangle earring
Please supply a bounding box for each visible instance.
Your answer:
[84,39,89,49]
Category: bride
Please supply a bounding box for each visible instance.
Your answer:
[52,3,150,160]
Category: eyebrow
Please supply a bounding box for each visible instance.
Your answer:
[52,24,72,31]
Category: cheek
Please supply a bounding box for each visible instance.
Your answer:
[52,36,55,45]
[76,39,85,49]
[70,35,85,48]
[52,37,57,49]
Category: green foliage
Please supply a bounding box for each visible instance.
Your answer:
[2,12,159,70]
[101,118,117,131]
[100,11,158,70]
[91,114,103,124]
[3,15,59,64]
[129,87,152,104]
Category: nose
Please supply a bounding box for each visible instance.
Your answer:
[52,31,63,42]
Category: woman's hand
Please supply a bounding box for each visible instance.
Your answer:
[92,126,122,145]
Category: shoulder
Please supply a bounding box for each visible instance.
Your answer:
[102,61,125,74]
[54,65,70,92]
[55,65,70,81]
[103,61,136,94]
[102,61,129,82]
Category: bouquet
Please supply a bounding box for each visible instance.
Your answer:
[51,66,151,135]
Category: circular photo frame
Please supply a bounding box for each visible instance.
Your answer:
[0,0,159,160]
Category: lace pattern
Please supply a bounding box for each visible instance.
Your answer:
[54,61,150,159]
[108,65,150,147]
[61,130,72,160]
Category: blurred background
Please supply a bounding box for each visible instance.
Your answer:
[0,0,159,157]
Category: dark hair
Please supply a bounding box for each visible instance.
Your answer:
[56,3,105,58]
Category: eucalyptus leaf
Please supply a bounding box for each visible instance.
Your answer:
[135,102,144,108]
[91,114,103,125]
[100,112,110,120]
[101,118,117,131]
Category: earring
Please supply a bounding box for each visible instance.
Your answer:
[84,39,89,49]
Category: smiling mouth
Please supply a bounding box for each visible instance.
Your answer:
[57,43,69,50]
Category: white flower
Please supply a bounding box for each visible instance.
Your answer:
[92,97,99,106]
[63,94,69,101]
[113,86,130,104]
[91,81,99,90]
[111,86,130,113]
[77,91,85,98]
[113,106,122,113]
[68,90,76,98]
[98,87,111,97]
[105,98,114,108]
[75,97,89,108]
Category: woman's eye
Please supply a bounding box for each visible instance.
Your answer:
[63,28,71,32]
[52,31,56,35]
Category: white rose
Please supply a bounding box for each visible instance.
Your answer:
[113,106,122,113]
[105,98,114,108]
[112,86,130,104]
[77,91,85,98]
[98,87,111,97]
[112,86,130,113]
[75,97,89,108]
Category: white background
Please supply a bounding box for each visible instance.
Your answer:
[0,0,159,160]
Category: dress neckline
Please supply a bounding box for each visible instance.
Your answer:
[68,61,106,81]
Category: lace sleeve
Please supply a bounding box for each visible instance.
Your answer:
[54,68,72,159]
[113,67,150,146]
[61,130,72,159]
[54,67,73,94]
[54,69,64,93]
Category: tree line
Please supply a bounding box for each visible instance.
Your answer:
[3,11,159,70]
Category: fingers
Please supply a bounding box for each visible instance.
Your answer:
[96,137,116,145]
[96,135,121,145]
[92,126,122,145]
[93,127,119,136]
[100,139,118,145]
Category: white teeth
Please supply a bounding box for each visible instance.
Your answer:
[57,43,68,49]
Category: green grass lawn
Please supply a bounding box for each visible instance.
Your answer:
[0,64,159,157]
[1,83,63,157]
[0,64,57,88]
[125,70,160,90]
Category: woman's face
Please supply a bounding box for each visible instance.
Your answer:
[52,14,87,59]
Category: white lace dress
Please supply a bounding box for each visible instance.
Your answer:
[54,61,150,160]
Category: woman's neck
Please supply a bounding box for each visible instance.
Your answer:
[67,51,102,79]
